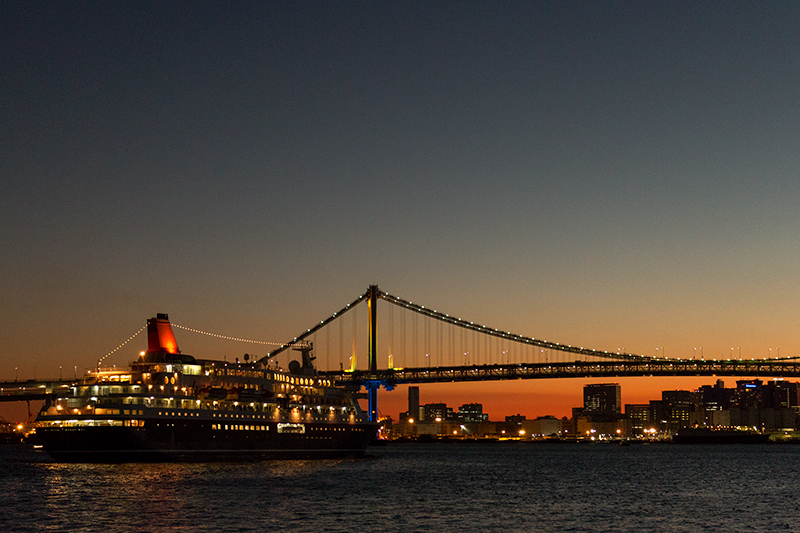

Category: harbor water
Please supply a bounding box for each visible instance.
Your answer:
[1,441,798,532]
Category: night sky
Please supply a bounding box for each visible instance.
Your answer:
[3,1,799,421]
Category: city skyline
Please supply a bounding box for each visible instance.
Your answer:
[3,3,799,421]
[379,376,798,423]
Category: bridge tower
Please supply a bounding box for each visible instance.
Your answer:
[366,284,379,421]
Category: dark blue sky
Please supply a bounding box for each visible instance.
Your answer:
[2,1,799,414]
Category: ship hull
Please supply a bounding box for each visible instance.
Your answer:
[673,430,769,444]
[36,419,378,462]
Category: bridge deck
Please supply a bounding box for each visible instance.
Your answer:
[320,359,800,386]
[4,359,798,401]
[0,380,75,402]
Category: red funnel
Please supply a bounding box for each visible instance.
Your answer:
[146,314,179,354]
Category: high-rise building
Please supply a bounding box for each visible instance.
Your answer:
[733,379,764,409]
[661,390,694,431]
[405,386,420,421]
[584,383,621,416]
[699,379,732,411]
[458,403,488,423]
[625,403,650,433]
[763,380,800,409]
[423,403,454,421]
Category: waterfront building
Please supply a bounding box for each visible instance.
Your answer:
[733,380,764,409]
[760,379,800,410]
[584,383,621,416]
[458,403,488,423]
[409,386,420,420]
[522,416,563,437]
[573,384,623,436]
[625,403,650,434]
[574,416,623,439]
[424,403,455,422]
[699,379,732,411]
[704,409,731,427]
[729,407,796,430]
[661,390,695,433]
[400,386,423,422]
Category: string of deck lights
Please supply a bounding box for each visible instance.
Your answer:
[172,323,302,347]
[97,326,146,366]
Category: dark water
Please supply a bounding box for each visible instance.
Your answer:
[1,442,798,532]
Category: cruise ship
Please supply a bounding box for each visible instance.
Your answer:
[34,314,378,461]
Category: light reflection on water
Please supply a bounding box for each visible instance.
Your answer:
[1,443,799,532]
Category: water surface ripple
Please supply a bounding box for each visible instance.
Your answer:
[1,442,797,532]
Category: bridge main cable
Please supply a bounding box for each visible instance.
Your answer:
[377,289,655,362]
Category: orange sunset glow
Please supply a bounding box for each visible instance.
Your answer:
[3,2,799,427]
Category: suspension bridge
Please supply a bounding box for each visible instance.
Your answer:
[3,285,800,422]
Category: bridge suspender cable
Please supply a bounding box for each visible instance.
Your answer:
[257,288,373,364]
[376,289,657,362]
[376,288,800,363]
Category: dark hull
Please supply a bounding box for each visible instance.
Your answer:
[673,431,769,444]
[36,419,378,462]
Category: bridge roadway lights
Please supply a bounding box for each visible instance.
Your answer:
[322,360,800,388]
[363,379,394,422]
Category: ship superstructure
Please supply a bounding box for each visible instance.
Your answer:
[35,314,377,461]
